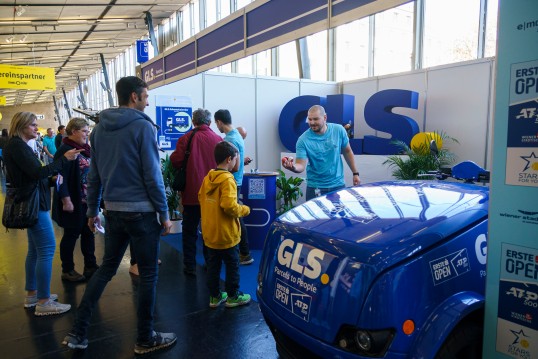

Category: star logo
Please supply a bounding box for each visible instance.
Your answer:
[520,152,538,171]
[511,328,530,345]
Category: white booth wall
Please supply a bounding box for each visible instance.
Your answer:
[147,57,495,188]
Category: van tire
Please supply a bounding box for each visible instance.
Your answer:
[436,321,483,359]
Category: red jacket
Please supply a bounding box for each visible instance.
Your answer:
[170,124,222,205]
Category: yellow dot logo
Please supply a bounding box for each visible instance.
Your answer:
[521,339,529,348]
[320,273,330,285]
[532,162,538,171]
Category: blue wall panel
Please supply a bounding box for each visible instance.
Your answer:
[247,9,326,47]
[197,17,243,59]
[331,0,376,17]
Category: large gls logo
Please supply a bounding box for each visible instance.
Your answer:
[277,238,325,280]
[278,90,420,155]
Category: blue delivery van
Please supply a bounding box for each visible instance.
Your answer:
[257,181,488,358]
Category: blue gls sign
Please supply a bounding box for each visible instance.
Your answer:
[278,90,420,155]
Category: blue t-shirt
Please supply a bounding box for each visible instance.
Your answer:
[224,128,245,186]
[42,135,56,155]
[296,123,349,188]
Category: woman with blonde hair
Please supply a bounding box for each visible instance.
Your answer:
[53,117,99,282]
[3,112,81,316]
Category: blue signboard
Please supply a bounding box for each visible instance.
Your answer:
[136,40,149,64]
[155,95,192,151]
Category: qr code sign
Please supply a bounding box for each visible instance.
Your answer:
[248,178,266,199]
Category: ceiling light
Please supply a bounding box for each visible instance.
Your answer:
[6,36,14,43]
[15,5,26,17]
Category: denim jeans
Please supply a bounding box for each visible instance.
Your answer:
[206,245,240,298]
[60,203,97,272]
[236,186,250,256]
[72,211,161,343]
[26,210,56,300]
[305,185,345,201]
[182,205,207,270]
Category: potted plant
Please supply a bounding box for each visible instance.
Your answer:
[383,132,459,180]
[161,154,182,227]
[276,169,304,214]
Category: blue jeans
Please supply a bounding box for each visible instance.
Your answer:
[26,211,56,300]
[206,245,240,298]
[72,211,161,343]
[305,185,345,201]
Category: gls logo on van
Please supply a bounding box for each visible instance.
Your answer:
[277,238,326,280]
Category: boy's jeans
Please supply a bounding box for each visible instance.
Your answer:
[206,245,240,298]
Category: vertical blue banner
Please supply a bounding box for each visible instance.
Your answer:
[155,95,192,151]
[484,1,538,358]
[136,40,149,64]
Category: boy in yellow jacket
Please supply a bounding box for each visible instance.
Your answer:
[198,141,251,308]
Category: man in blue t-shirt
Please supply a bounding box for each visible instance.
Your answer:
[42,128,57,165]
[214,109,254,266]
[282,105,361,200]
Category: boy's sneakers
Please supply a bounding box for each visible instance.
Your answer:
[134,331,177,355]
[239,254,254,265]
[62,333,89,349]
[35,299,71,316]
[209,291,228,308]
[225,291,251,308]
[24,293,58,308]
[61,270,85,282]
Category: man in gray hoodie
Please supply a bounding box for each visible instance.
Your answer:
[62,76,176,355]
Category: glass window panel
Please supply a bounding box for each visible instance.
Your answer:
[335,18,369,82]
[219,0,230,19]
[306,30,327,81]
[423,0,480,68]
[278,41,299,79]
[255,50,271,76]
[484,0,498,58]
[182,7,191,39]
[237,56,254,75]
[237,0,252,11]
[192,0,200,34]
[374,2,414,76]
[207,0,217,27]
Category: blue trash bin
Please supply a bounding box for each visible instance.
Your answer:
[240,171,278,250]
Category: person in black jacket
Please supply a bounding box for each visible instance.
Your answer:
[52,118,99,282]
[3,112,81,316]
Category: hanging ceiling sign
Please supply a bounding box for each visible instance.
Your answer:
[0,96,6,106]
[0,64,56,91]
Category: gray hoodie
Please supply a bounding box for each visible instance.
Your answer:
[86,107,169,222]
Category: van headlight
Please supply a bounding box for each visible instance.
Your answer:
[336,326,395,357]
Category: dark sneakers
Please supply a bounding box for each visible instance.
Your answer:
[239,254,254,265]
[134,331,177,355]
[62,333,89,349]
[62,331,177,354]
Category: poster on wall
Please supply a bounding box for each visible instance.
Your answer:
[496,243,538,358]
[155,95,192,151]
[505,59,538,187]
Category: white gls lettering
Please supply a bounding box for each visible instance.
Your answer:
[277,238,326,279]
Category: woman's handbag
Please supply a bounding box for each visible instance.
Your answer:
[2,184,39,229]
[172,128,199,192]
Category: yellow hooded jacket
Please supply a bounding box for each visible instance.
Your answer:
[198,169,250,249]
